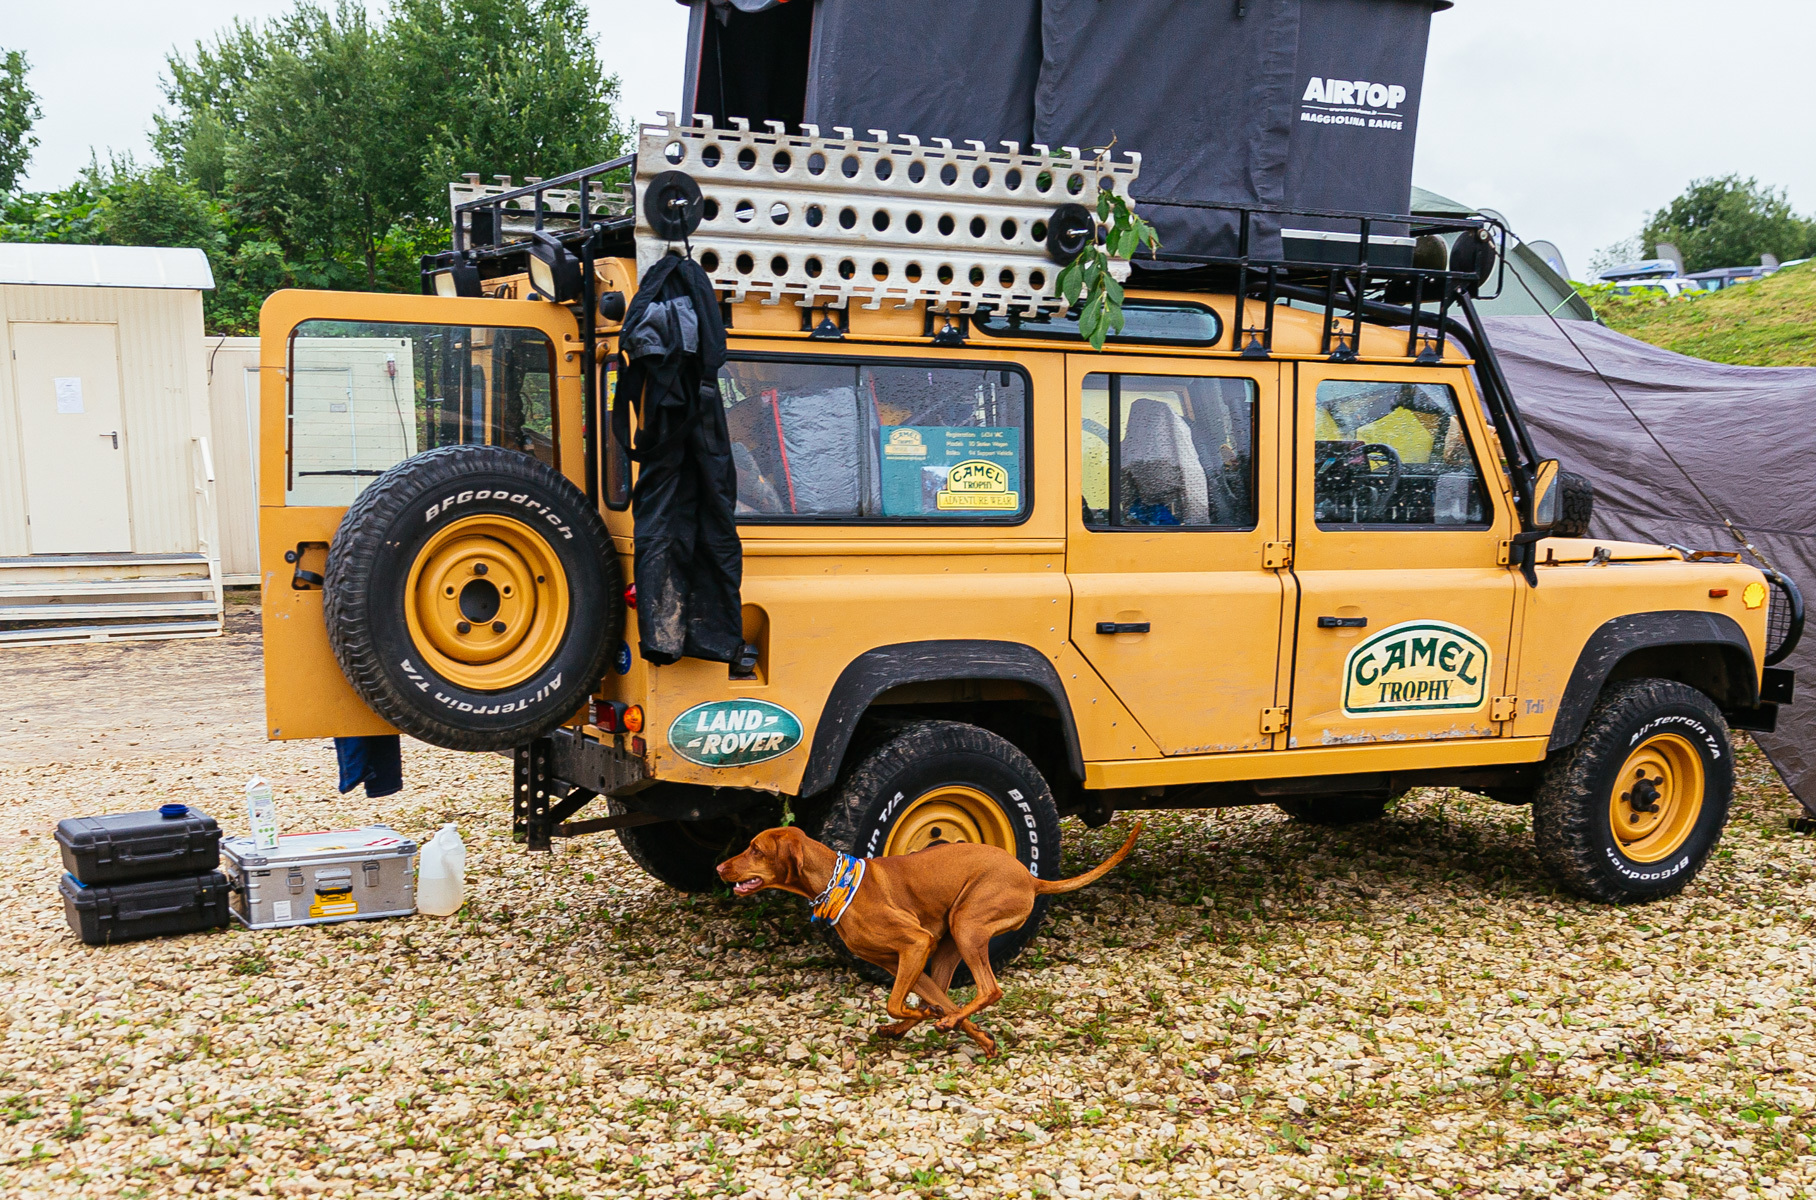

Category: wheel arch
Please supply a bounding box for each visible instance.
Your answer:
[1548,611,1758,752]
[797,640,1085,798]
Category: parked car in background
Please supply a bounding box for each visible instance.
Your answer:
[1610,277,1707,299]
[1686,265,1775,292]
[1595,259,1682,283]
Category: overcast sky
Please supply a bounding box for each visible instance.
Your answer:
[11,0,1815,278]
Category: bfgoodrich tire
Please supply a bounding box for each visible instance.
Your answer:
[324,445,620,752]
[1554,470,1595,538]
[1532,679,1732,904]
[815,720,1063,985]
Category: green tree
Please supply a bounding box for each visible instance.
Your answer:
[1642,176,1816,274]
[155,0,627,291]
[0,48,42,194]
[389,0,628,214]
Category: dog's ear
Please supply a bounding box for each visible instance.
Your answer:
[774,827,809,891]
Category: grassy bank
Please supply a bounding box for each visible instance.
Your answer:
[1586,261,1816,366]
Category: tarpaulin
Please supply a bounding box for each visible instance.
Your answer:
[1486,314,1816,814]
[613,253,746,666]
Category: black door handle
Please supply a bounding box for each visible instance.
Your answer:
[1317,616,1368,628]
[1096,621,1151,635]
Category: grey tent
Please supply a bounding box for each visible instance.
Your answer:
[681,0,1449,257]
[1487,315,1816,815]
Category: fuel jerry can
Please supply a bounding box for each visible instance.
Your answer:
[220,826,417,929]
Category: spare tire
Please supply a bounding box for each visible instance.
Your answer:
[1554,469,1595,538]
[324,445,620,751]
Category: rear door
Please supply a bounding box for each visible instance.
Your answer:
[1066,355,1290,755]
[1286,362,1518,748]
[258,291,582,739]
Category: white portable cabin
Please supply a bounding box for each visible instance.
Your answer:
[0,243,225,644]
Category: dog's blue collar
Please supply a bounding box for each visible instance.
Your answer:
[809,853,866,926]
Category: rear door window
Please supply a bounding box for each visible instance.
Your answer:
[718,357,1029,522]
[287,320,555,506]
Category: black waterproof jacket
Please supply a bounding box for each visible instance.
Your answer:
[611,253,744,665]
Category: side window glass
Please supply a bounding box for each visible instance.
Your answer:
[287,320,555,507]
[1081,373,1257,529]
[1312,380,1490,528]
[717,358,1028,522]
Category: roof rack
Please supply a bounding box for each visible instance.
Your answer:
[432,125,1542,529]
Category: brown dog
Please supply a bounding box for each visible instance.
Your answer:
[716,822,1141,1056]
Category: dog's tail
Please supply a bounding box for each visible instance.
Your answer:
[1032,821,1143,895]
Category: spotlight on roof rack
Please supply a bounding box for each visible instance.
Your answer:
[527,232,584,303]
[1449,227,1497,294]
[424,257,481,298]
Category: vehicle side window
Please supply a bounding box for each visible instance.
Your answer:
[287,320,555,507]
[1312,380,1490,528]
[718,358,1028,522]
[1080,372,1257,529]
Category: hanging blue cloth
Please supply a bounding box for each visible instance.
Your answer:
[335,736,403,799]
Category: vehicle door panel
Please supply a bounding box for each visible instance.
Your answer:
[1286,362,1518,748]
[1066,356,1286,756]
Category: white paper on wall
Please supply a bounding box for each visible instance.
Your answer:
[53,377,83,414]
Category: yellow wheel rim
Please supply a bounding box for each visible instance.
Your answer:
[1608,732,1705,863]
[402,514,570,692]
[881,785,1018,857]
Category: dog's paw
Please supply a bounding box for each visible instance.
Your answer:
[877,1018,919,1038]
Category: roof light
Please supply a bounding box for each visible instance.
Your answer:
[527,233,584,303]
[425,258,481,298]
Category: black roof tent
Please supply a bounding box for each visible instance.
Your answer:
[680,0,1451,260]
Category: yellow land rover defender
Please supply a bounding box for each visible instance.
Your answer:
[260,121,1800,967]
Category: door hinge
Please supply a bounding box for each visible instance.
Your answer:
[1263,541,1293,569]
[1497,540,1512,566]
[1260,707,1289,734]
[1491,695,1517,722]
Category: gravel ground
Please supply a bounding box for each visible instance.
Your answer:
[2,607,1815,1199]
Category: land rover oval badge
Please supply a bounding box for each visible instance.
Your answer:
[669,700,804,767]
[1342,620,1490,718]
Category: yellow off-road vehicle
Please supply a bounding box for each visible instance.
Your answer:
[260,121,1799,965]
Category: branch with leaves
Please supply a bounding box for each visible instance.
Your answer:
[1055,185,1161,350]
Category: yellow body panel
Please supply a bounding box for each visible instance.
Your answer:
[257,280,1775,801]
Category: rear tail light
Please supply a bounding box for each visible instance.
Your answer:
[622,705,645,734]
[629,735,647,757]
[596,701,626,733]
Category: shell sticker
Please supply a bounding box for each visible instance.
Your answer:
[1744,581,1767,610]
[669,700,804,768]
[1342,620,1490,718]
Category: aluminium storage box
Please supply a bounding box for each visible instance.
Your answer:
[220,826,417,929]
[60,870,231,946]
[55,805,222,885]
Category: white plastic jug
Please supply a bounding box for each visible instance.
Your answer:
[417,823,466,916]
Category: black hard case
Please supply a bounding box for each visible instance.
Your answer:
[59,871,232,946]
[55,807,222,885]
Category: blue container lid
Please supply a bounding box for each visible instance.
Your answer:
[159,804,190,819]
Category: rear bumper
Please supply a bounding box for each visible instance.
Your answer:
[548,726,649,796]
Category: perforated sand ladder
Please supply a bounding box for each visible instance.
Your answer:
[634,114,1142,312]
